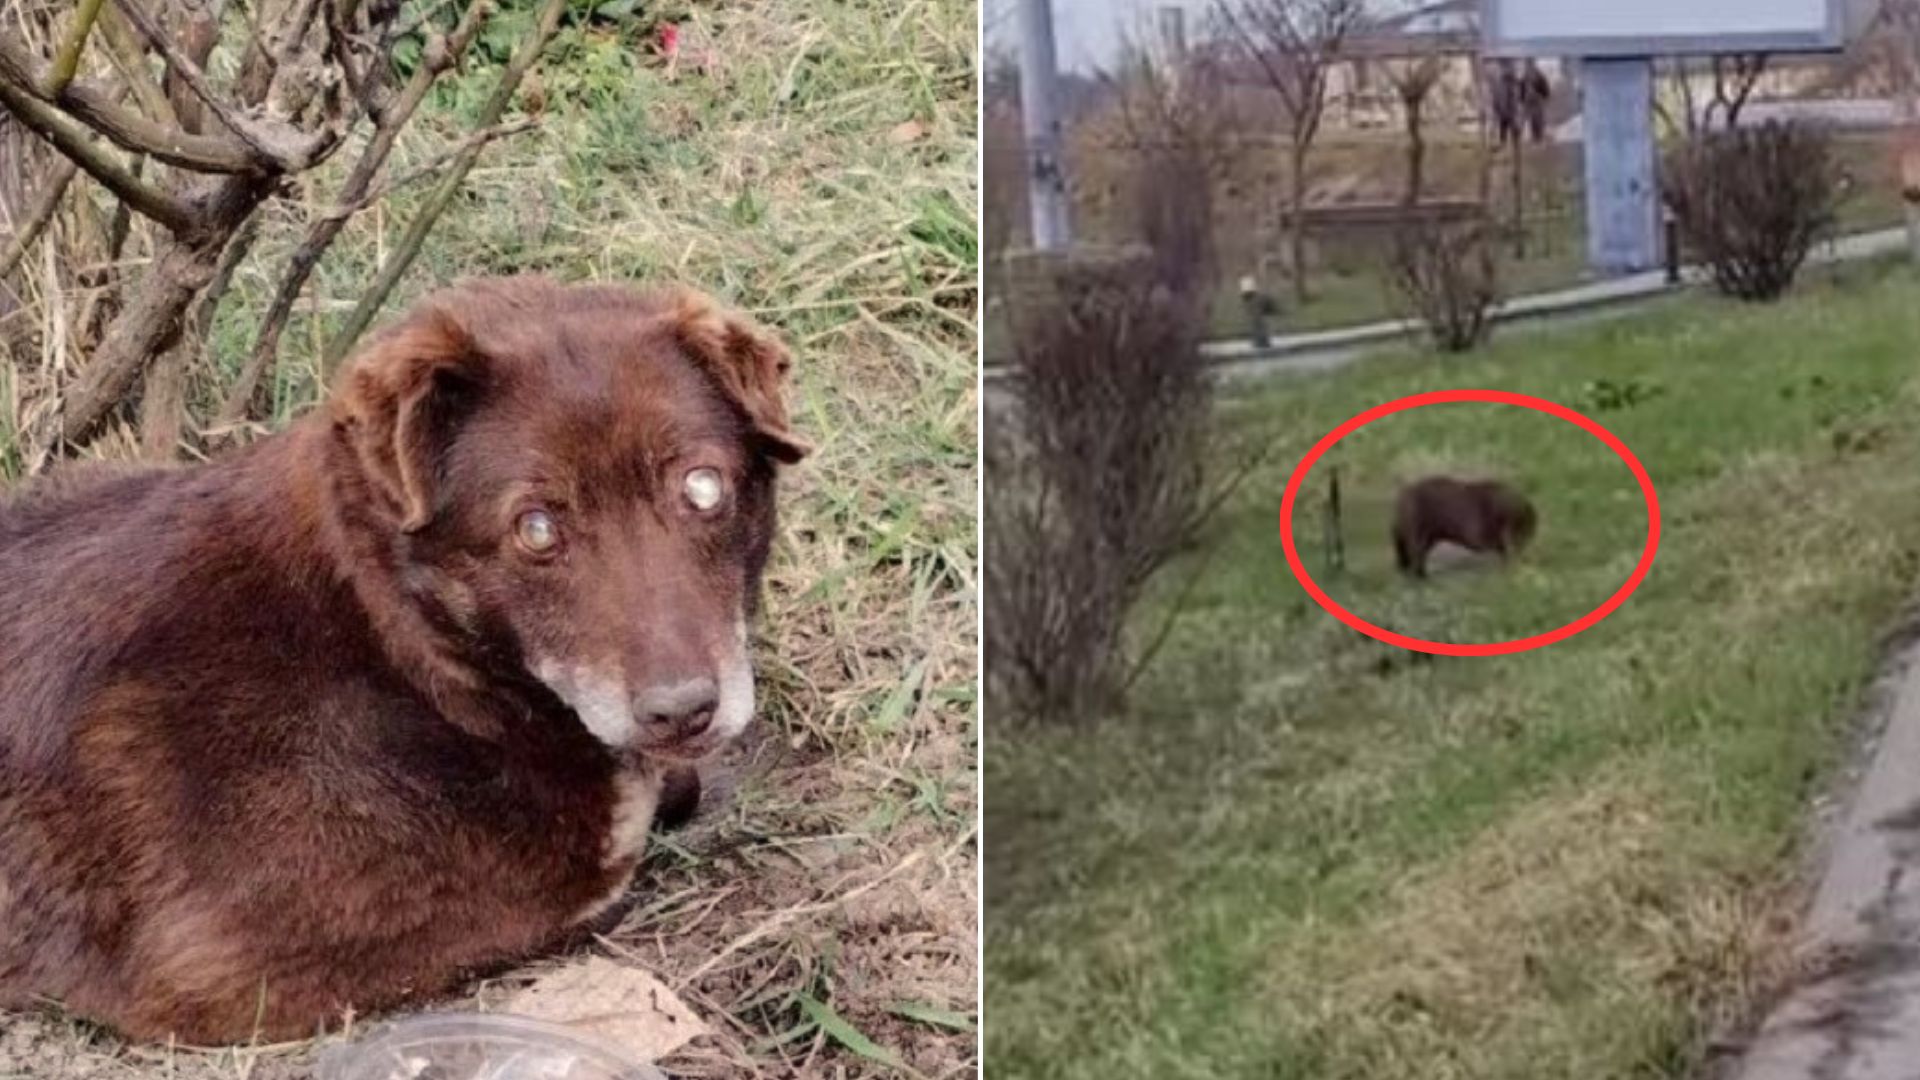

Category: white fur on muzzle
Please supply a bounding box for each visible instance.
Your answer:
[536,617,754,752]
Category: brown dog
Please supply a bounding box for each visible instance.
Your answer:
[1392,475,1535,578]
[0,276,808,1043]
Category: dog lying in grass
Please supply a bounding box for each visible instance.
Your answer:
[1392,475,1535,578]
[0,276,807,1043]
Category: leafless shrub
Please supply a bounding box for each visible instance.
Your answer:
[1656,53,1768,136]
[1663,121,1839,302]
[1389,215,1500,352]
[987,252,1244,726]
[0,0,564,468]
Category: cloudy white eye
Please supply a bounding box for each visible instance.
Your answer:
[515,508,559,553]
[684,467,725,512]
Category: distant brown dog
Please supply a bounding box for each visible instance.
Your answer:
[0,276,808,1043]
[1392,475,1535,578]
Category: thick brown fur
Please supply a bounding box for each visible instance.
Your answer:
[0,276,806,1043]
[1391,475,1536,578]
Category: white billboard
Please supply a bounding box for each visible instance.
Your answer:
[1483,0,1847,57]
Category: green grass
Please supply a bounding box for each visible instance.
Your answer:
[0,2,975,1077]
[985,259,1920,1079]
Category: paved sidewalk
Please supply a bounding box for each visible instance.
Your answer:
[1732,636,1920,1080]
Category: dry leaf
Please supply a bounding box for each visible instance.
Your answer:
[503,957,709,1061]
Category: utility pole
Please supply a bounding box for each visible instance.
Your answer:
[1017,0,1072,249]
[1581,57,1660,274]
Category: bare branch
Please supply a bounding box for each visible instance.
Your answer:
[325,0,373,112]
[105,150,141,259]
[325,0,565,367]
[30,243,200,461]
[215,0,493,425]
[143,216,258,456]
[0,35,257,173]
[395,0,459,39]
[44,0,109,98]
[1214,2,1305,118]
[112,0,324,170]
[330,116,534,217]
[232,0,327,106]
[1212,0,1363,301]
[0,74,199,234]
[1723,53,1766,128]
[96,5,180,128]
[159,0,221,132]
[0,158,80,280]
[326,0,395,116]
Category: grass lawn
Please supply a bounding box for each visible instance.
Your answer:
[0,1,975,1077]
[986,259,1920,1079]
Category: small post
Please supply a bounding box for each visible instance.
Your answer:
[1323,466,1345,575]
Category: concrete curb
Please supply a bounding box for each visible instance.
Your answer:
[1195,273,1688,367]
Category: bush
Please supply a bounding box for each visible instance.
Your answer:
[985,252,1212,725]
[1663,121,1839,302]
[1389,217,1501,352]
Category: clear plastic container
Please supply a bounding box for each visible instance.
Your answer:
[314,1012,669,1080]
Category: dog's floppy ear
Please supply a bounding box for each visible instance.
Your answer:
[329,306,479,532]
[665,287,811,464]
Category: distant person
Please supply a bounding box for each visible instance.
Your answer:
[1489,60,1522,147]
[1240,276,1278,349]
[1521,61,1552,143]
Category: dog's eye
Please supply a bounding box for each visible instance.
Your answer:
[683,467,725,512]
[515,509,559,553]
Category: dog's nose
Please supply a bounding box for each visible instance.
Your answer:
[632,678,719,743]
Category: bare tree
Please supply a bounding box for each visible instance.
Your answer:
[1708,53,1768,129]
[1215,0,1365,303]
[0,0,564,466]
[1098,28,1241,294]
[1657,53,1769,136]
[1389,41,1498,353]
[1384,50,1442,206]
